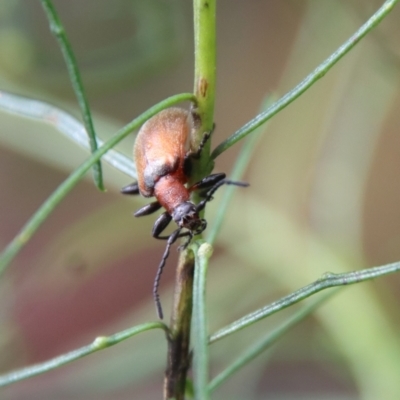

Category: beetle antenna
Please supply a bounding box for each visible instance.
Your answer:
[153,228,181,319]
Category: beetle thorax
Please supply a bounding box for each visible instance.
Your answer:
[154,175,190,214]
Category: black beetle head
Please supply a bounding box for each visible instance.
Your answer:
[172,201,207,233]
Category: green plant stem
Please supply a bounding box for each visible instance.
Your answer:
[0,93,195,277]
[211,0,399,159]
[210,261,400,343]
[192,0,217,180]
[192,243,213,400]
[193,0,216,129]
[0,321,168,387]
[208,290,338,392]
[162,2,216,397]
[40,0,104,190]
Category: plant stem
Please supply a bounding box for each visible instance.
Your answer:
[164,1,217,397]
[40,0,104,190]
[211,0,399,159]
[192,0,217,180]
[164,251,195,400]
[0,321,168,387]
[0,93,195,277]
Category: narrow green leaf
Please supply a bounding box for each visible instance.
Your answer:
[0,321,168,387]
[210,261,400,343]
[0,90,136,178]
[211,0,399,159]
[208,290,338,392]
[40,0,104,190]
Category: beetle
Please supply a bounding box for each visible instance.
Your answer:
[121,107,248,318]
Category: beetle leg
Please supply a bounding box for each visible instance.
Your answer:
[183,124,215,176]
[188,124,215,159]
[177,231,194,251]
[196,179,249,212]
[121,182,140,195]
[153,228,181,319]
[152,212,173,239]
[134,201,162,217]
[151,211,193,241]
[188,173,226,193]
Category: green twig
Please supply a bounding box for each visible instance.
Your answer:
[40,0,104,190]
[191,0,217,181]
[163,2,216,398]
[193,0,216,130]
[192,243,213,400]
[210,261,400,343]
[0,321,168,387]
[208,290,338,392]
[0,93,195,276]
[211,0,399,159]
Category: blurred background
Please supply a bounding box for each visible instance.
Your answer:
[1,0,400,399]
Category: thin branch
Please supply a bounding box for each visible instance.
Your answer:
[193,0,216,132]
[211,0,399,159]
[0,93,195,276]
[163,1,216,398]
[40,0,104,190]
[0,321,168,387]
[210,261,400,343]
[191,0,217,182]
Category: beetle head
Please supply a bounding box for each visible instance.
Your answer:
[172,201,207,233]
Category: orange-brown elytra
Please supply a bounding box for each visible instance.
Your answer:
[121,107,248,319]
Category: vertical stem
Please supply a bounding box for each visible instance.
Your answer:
[164,251,195,400]
[164,2,217,398]
[193,0,216,125]
[192,0,217,180]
